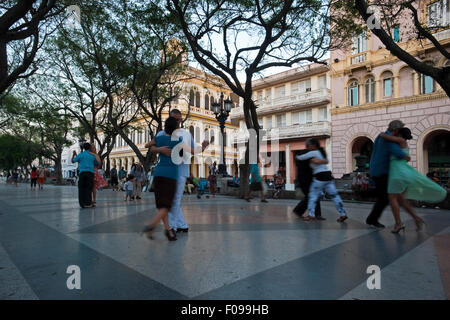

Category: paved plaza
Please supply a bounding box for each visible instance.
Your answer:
[0,183,449,300]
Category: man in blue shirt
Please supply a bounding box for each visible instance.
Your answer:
[72,142,99,208]
[366,120,410,228]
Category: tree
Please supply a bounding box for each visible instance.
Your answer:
[336,0,450,97]
[0,0,65,94]
[0,134,40,172]
[167,0,345,197]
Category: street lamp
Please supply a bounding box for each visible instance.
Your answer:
[212,92,233,176]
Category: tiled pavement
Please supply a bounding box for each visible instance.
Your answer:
[0,183,449,300]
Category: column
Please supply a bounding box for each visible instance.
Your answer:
[394,75,400,98]
[413,72,420,95]
[285,144,294,191]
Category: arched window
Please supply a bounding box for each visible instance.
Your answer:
[189,90,194,106]
[347,80,359,106]
[205,94,210,110]
[195,92,201,107]
[210,129,215,144]
[381,71,393,97]
[204,129,210,141]
[365,77,375,103]
[195,127,200,143]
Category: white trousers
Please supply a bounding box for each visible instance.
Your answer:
[169,176,188,230]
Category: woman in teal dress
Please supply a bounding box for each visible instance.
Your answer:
[381,128,447,233]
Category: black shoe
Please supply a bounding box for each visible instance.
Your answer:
[316,216,326,221]
[293,210,303,218]
[136,196,141,200]
[165,229,177,241]
[176,228,189,233]
[367,221,385,228]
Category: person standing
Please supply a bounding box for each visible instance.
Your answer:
[89,144,106,206]
[37,167,45,189]
[72,142,98,208]
[118,167,127,190]
[365,120,410,228]
[130,162,145,200]
[245,159,268,203]
[150,109,209,233]
[124,175,134,202]
[296,138,348,222]
[293,149,325,220]
[208,161,218,198]
[30,167,38,190]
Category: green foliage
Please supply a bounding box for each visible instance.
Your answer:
[0,134,41,170]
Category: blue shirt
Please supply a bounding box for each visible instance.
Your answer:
[369,131,406,177]
[153,134,181,180]
[249,164,262,183]
[72,151,98,174]
[157,128,194,177]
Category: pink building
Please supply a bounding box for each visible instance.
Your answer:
[330,1,450,186]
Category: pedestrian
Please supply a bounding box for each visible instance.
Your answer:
[365,120,411,228]
[130,162,145,199]
[30,166,38,190]
[296,138,348,222]
[89,144,106,206]
[208,161,218,198]
[380,127,446,233]
[12,170,19,187]
[142,116,183,241]
[124,175,134,202]
[293,149,325,220]
[273,174,285,199]
[118,167,127,190]
[245,159,268,203]
[37,167,45,189]
[110,166,119,191]
[149,109,209,233]
[72,142,99,208]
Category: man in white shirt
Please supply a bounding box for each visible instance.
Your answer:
[150,109,209,233]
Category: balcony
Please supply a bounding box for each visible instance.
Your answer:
[234,121,331,143]
[230,88,331,119]
[428,29,450,43]
[345,51,372,72]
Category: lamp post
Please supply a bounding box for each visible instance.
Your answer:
[212,92,233,176]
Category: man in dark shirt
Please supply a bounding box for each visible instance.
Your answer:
[293,149,324,220]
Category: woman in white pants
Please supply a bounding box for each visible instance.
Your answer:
[296,138,348,223]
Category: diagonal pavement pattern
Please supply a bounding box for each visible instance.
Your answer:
[0,184,449,299]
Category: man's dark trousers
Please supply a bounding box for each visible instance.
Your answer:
[78,171,94,208]
[366,175,389,224]
[294,180,322,217]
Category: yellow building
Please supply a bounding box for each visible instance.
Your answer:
[108,66,240,178]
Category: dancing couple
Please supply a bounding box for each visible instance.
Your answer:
[142,110,209,241]
[367,120,447,233]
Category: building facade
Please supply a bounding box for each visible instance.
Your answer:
[230,63,332,190]
[107,66,240,178]
[330,0,450,186]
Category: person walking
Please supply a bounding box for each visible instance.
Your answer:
[149,109,209,233]
[72,142,98,208]
[124,175,134,202]
[380,128,446,233]
[30,167,38,190]
[245,159,268,203]
[12,170,19,187]
[293,149,325,220]
[365,120,410,228]
[296,138,348,222]
[130,162,145,200]
[110,166,119,191]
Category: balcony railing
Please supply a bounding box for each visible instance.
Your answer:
[234,121,331,143]
[230,88,330,118]
[351,52,367,64]
[428,29,450,43]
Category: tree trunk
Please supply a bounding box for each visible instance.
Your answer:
[54,153,63,185]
